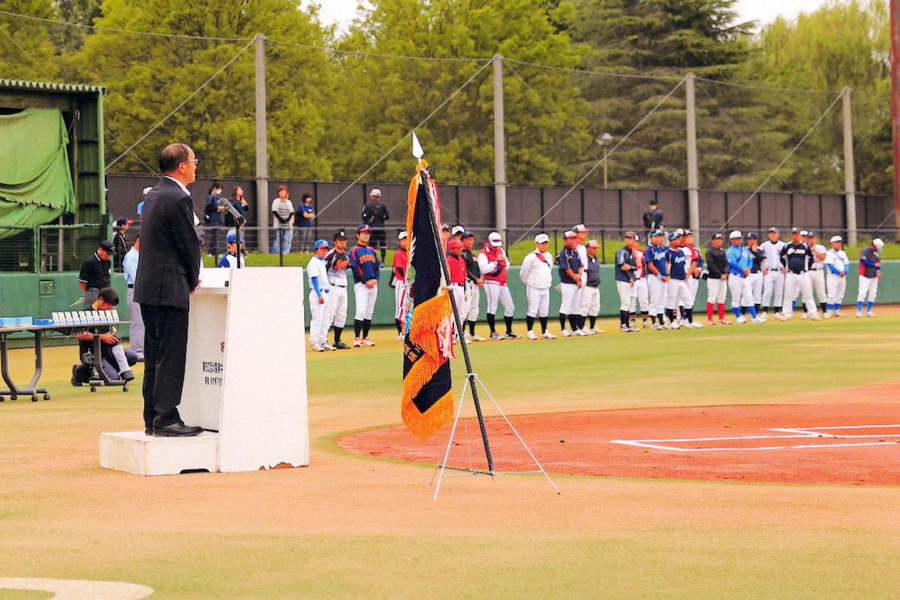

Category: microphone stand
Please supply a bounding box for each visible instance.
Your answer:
[219,198,247,269]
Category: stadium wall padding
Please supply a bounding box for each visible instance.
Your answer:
[1,262,897,342]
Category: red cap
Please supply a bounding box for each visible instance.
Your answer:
[447,239,463,250]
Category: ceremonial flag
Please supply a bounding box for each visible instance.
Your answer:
[401,159,455,441]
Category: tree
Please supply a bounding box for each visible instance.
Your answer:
[75,0,337,180]
[328,0,590,186]
[0,0,59,80]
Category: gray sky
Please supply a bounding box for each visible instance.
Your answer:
[303,0,831,34]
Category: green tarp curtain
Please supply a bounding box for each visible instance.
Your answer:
[0,108,76,239]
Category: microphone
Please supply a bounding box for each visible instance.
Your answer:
[218,197,246,225]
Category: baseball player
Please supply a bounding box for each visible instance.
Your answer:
[349,224,381,346]
[759,227,786,317]
[451,225,465,243]
[857,238,884,317]
[216,229,246,268]
[746,232,766,318]
[644,229,670,329]
[705,233,730,325]
[615,232,640,332]
[582,239,604,334]
[665,231,702,328]
[478,232,520,339]
[777,227,820,320]
[726,231,763,323]
[461,232,485,342]
[307,239,332,352]
[805,231,828,316]
[520,233,556,340]
[682,229,703,313]
[824,235,850,318]
[573,224,591,334]
[392,231,409,339]
[324,229,351,350]
[446,239,468,339]
[558,230,585,336]
[630,239,650,329]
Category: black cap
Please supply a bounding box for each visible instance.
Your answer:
[99,240,115,254]
[712,233,723,240]
[649,199,658,206]
[747,232,759,240]
[462,231,474,239]
[333,229,347,241]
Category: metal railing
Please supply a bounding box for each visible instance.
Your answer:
[0,224,106,273]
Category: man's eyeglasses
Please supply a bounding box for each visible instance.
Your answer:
[182,158,200,167]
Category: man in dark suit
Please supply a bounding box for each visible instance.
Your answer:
[134,143,203,437]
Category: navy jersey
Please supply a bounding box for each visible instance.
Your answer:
[859,246,881,278]
[780,242,812,274]
[667,247,688,280]
[349,244,381,283]
[614,246,636,282]
[750,247,765,274]
[558,247,582,284]
[645,244,669,277]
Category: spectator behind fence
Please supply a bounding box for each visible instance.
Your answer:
[112,217,132,272]
[204,182,224,227]
[296,193,316,252]
[271,185,294,254]
[362,188,390,262]
[224,186,249,228]
[79,240,114,309]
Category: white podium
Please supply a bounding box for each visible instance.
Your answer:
[101,267,309,475]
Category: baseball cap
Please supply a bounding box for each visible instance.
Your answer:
[649,199,658,206]
[675,228,685,236]
[535,233,550,244]
[226,229,243,243]
[488,232,503,247]
[314,239,329,250]
[730,230,742,239]
[563,230,576,239]
[99,240,115,253]
[768,227,780,233]
[683,229,692,236]
[873,238,885,250]
[142,186,153,196]
[800,230,809,237]
[333,229,347,241]
[806,231,816,238]
[791,227,802,234]
[650,229,663,237]
[462,231,474,240]
[357,224,371,233]
[830,235,843,243]
[441,223,451,232]
[747,232,759,240]
[115,217,134,226]
[668,232,681,241]
[447,239,463,250]
[369,189,381,198]
[573,224,589,233]
[624,231,638,240]
[451,225,465,236]
[398,231,408,241]
[712,233,724,240]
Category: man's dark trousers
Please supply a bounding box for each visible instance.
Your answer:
[141,304,190,430]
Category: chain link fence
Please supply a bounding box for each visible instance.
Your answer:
[0,225,105,273]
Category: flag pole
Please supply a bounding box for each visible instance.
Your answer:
[417,163,495,476]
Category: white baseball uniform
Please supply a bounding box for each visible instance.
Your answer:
[307,255,332,346]
[521,249,553,318]
[808,243,827,305]
[825,248,850,306]
[760,239,786,309]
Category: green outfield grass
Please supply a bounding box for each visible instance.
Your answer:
[0,311,899,598]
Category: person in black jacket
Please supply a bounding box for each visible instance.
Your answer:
[705,233,729,325]
[134,143,203,438]
[362,189,390,262]
[642,199,664,244]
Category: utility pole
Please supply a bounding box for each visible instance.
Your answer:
[842,88,858,247]
[685,73,700,235]
[493,54,507,235]
[892,0,900,240]
[255,33,269,251]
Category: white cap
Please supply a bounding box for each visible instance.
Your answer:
[830,235,842,243]
[573,224,588,233]
[729,230,742,239]
[800,230,809,237]
[535,233,549,244]
[370,188,381,198]
[142,186,153,196]
[398,231,408,240]
[563,230,576,239]
[873,238,884,250]
[488,232,502,247]
[675,228,685,236]
[451,225,465,236]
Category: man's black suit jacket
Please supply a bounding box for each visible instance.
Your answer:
[134,178,201,310]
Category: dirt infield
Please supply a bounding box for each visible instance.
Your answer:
[340,383,900,486]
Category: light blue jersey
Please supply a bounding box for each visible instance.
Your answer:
[726,244,752,276]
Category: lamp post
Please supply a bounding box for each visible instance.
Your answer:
[597,133,614,189]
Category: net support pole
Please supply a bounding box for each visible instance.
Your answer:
[686,73,700,234]
[842,87,858,247]
[493,54,507,234]
[254,33,270,252]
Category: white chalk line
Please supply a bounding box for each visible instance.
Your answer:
[611,424,900,453]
